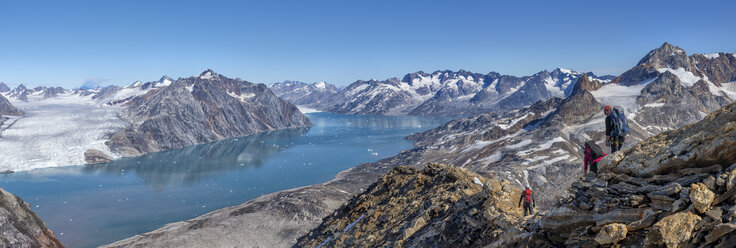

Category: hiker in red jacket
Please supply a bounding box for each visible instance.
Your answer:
[518,185,535,216]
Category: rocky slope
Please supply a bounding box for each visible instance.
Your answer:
[299,68,612,116]
[296,100,736,248]
[295,163,526,247]
[0,93,22,116]
[269,81,339,109]
[535,100,736,247]
[106,70,312,156]
[0,187,65,248]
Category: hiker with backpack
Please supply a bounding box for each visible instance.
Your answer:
[518,185,535,216]
[604,105,629,153]
[583,141,606,175]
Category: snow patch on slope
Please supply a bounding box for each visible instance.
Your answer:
[297,106,320,113]
[656,68,701,87]
[702,53,720,59]
[227,91,255,102]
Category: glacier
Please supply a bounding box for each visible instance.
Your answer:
[0,93,127,171]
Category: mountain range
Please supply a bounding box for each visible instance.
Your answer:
[101,43,736,247]
[2,42,735,247]
[269,68,615,116]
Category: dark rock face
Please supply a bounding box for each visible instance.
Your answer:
[0,93,23,116]
[296,163,526,248]
[0,187,65,248]
[692,52,736,86]
[106,70,312,156]
[569,74,602,95]
[268,81,339,110]
[84,149,113,164]
[634,71,732,129]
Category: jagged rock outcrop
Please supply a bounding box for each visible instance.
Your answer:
[0,93,23,116]
[534,101,736,247]
[295,163,528,248]
[0,187,65,248]
[106,70,312,156]
[569,74,602,96]
[84,149,113,164]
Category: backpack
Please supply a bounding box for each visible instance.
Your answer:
[610,106,630,137]
[584,141,605,159]
[524,189,532,202]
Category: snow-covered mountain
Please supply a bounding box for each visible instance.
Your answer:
[268,80,339,109]
[106,69,312,156]
[279,68,613,116]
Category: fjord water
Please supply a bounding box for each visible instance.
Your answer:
[0,113,451,248]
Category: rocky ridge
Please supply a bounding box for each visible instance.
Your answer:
[295,163,527,247]
[536,100,736,247]
[0,187,65,248]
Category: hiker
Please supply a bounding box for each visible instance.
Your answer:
[583,141,606,175]
[604,105,629,153]
[518,185,535,216]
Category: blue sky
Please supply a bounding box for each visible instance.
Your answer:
[1,0,734,88]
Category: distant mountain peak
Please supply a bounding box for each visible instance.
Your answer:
[638,42,688,67]
[199,69,217,80]
[553,67,574,74]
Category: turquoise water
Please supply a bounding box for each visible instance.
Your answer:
[0,113,451,248]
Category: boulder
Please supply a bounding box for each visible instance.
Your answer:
[594,223,627,245]
[690,183,715,213]
[646,211,701,247]
[84,149,114,164]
